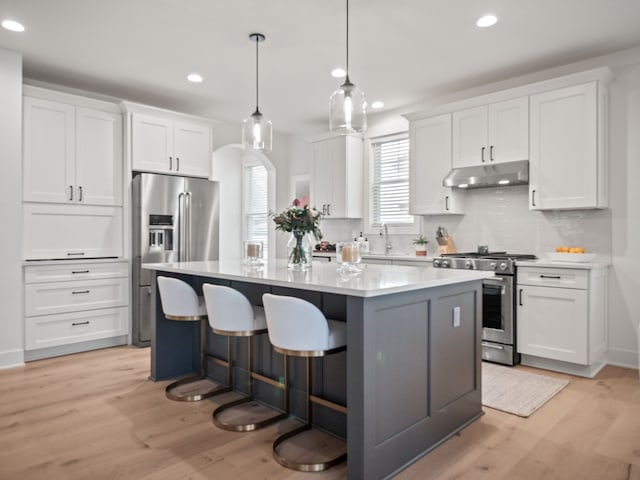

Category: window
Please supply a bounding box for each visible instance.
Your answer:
[243,162,269,258]
[370,133,414,227]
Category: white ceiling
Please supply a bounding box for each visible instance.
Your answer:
[2,0,640,134]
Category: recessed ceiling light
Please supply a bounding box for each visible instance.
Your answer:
[187,73,203,83]
[2,19,25,32]
[371,101,384,109]
[476,14,498,28]
[498,179,510,185]
[331,68,346,78]
[458,183,469,188]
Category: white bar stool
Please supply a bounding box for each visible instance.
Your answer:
[202,284,288,431]
[262,293,347,472]
[157,276,231,402]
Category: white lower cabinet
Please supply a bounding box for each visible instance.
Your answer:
[24,260,129,358]
[517,265,607,377]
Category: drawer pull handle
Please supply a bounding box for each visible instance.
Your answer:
[519,288,523,306]
[482,342,504,350]
[72,290,90,295]
[72,321,90,326]
[67,252,85,256]
[71,270,90,274]
[540,275,561,279]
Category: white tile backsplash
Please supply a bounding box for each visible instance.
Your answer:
[317,185,612,258]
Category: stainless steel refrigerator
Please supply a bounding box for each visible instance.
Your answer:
[132,172,219,346]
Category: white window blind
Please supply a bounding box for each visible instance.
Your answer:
[243,163,269,258]
[370,134,413,226]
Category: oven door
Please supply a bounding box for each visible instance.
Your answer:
[482,275,514,345]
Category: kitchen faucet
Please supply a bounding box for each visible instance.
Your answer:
[380,223,392,254]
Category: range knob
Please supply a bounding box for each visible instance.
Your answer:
[465,260,473,269]
[489,262,497,270]
[499,262,508,271]
[433,259,441,267]
[442,260,450,268]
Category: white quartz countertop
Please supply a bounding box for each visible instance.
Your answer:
[312,251,434,263]
[516,258,611,269]
[142,259,493,298]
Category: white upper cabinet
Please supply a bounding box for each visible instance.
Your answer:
[75,107,123,206]
[452,97,529,168]
[23,97,123,206]
[311,135,363,218]
[131,113,212,178]
[409,114,463,215]
[529,81,607,210]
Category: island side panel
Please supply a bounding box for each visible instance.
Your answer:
[347,280,483,480]
[149,270,200,380]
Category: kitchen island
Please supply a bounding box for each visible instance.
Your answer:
[143,260,493,479]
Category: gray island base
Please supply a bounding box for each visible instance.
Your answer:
[143,260,493,479]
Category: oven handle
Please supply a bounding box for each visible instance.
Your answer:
[484,277,505,283]
[482,342,505,350]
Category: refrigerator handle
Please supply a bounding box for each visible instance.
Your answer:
[178,192,185,261]
[185,192,191,261]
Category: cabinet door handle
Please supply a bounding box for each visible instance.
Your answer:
[169,156,173,170]
[540,275,561,279]
[78,186,83,202]
[71,270,90,274]
[445,195,449,211]
[327,204,331,216]
[72,290,90,295]
[69,185,73,201]
[531,189,536,207]
[176,157,180,171]
[519,288,523,306]
[481,146,486,162]
[67,252,85,256]
[489,145,494,162]
[72,321,90,326]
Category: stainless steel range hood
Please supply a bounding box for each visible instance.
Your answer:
[442,159,529,189]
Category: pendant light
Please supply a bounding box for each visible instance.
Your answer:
[329,0,367,134]
[242,33,272,153]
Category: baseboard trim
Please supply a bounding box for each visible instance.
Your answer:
[0,348,25,369]
[25,336,128,362]
[606,347,639,370]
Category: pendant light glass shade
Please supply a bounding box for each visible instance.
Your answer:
[242,109,272,152]
[330,77,367,133]
[329,0,367,134]
[242,33,272,153]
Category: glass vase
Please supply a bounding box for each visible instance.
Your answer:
[287,230,313,269]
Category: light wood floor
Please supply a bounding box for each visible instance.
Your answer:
[1,346,638,480]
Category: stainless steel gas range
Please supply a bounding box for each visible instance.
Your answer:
[433,252,537,366]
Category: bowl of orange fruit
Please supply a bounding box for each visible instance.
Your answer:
[548,246,596,262]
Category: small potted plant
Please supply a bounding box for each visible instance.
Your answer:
[413,234,428,256]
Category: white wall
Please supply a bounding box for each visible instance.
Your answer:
[608,64,640,367]
[0,48,24,368]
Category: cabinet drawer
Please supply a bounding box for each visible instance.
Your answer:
[517,267,588,289]
[25,261,128,284]
[25,306,128,350]
[25,278,129,317]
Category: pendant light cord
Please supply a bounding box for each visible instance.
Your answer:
[255,35,260,112]
[345,0,350,78]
